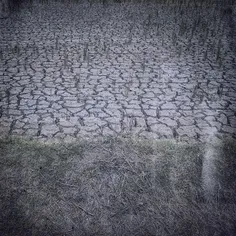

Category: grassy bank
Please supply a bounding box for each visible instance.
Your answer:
[0,136,236,235]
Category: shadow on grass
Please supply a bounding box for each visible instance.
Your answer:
[0,136,236,235]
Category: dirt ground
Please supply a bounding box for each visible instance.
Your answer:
[1,136,236,235]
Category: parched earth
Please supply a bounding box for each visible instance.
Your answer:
[0,0,236,143]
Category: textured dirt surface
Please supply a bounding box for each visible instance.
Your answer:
[0,0,236,143]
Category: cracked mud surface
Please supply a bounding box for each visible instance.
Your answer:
[0,0,236,142]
